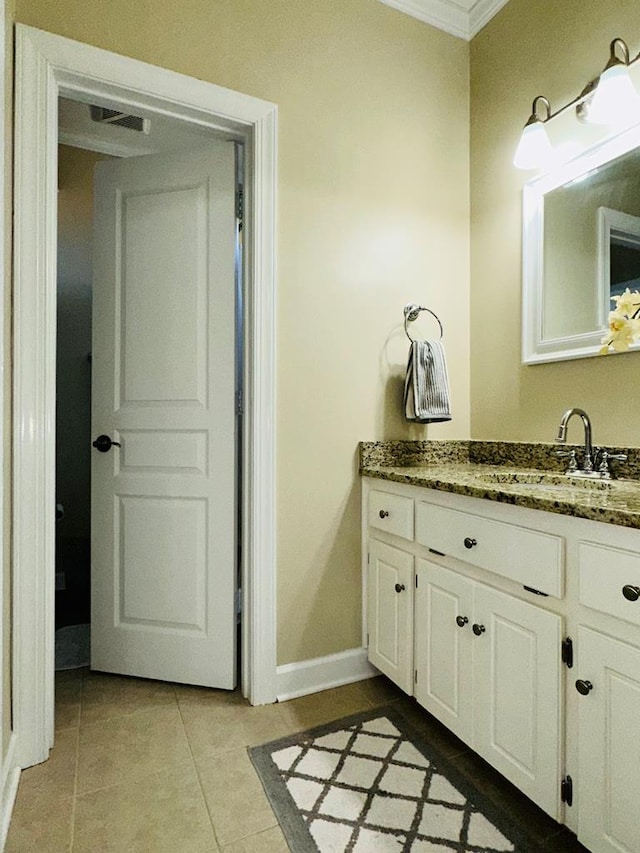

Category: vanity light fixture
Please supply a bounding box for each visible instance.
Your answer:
[514,37,640,170]
[586,38,640,126]
[513,96,554,170]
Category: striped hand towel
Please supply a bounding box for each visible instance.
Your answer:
[404,340,452,423]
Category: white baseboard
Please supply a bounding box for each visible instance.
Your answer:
[0,735,20,851]
[276,647,379,702]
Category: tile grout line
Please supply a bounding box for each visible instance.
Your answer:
[68,669,86,853]
[175,691,224,851]
[74,680,196,796]
[68,792,77,853]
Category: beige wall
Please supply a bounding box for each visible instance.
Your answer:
[470,0,640,445]
[14,0,471,664]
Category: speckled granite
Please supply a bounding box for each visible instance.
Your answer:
[360,440,640,480]
[359,441,640,530]
[469,440,640,480]
[360,441,470,468]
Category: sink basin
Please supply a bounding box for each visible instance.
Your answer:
[476,471,612,491]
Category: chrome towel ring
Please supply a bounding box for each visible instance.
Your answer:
[403,303,444,342]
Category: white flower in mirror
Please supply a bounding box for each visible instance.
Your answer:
[600,288,640,353]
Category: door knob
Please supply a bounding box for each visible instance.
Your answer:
[472,623,485,636]
[622,585,640,602]
[394,583,405,593]
[92,434,121,453]
[464,537,477,549]
[575,679,593,696]
[455,615,469,628]
[379,510,389,519]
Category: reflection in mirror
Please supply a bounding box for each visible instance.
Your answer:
[522,122,640,363]
[542,149,640,341]
[602,207,640,297]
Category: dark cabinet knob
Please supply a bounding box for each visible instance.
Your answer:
[379,510,389,519]
[575,679,593,696]
[472,623,485,636]
[92,434,121,453]
[455,615,469,628]
[622,585,640,602]
[394,583,405,593]
[464,537,477,549]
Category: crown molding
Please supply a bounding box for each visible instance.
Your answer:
[377,0,510,41]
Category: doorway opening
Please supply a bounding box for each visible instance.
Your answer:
[14,25,277,771]
[54,97,245,687]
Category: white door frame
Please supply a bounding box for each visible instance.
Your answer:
[0,3,21,847]
[13,24,278,769]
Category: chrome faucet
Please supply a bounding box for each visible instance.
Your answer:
[555,408,594,474]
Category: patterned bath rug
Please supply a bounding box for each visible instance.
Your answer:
[249,706,538,852]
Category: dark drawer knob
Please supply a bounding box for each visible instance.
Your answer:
[394,583,405,593]
[575,679,593,696]
[464,537,477,549]
[622,585,640,602]
[472,623,485,636]
[379,509,389,519]
[455,615,469,628]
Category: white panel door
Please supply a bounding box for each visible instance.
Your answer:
[367,539,414,694]
[414,560,474,744]
[91,142,237,688]
[576,627,640,853]
[472,584,562,819]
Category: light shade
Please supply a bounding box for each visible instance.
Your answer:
[587,63,640,126]
[513,119,554,170]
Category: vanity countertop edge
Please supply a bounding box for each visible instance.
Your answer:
[359,440,640,531]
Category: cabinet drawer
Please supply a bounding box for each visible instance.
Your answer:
[415,501,563,597]
[368,491,414,540]
[579,542,640,626]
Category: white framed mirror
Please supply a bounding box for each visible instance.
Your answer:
[522,122,640,364]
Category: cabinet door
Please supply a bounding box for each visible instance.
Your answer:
[367,539,414,694]
[414,560,474,744]
[576,627,640,853]
[473,584,562,819]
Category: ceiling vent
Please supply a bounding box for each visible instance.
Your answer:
[89,105,149,134]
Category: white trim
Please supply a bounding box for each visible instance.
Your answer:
[0,0,8,828]
[0,735,20,850]
[13,24,278,769]
[522,120,640,365]
[276,648,379,703]
[376,0,507,41]
[468,0,510,38]
[58,129,156,159]
[597,206,640,324]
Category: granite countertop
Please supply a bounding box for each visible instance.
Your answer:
[360,441,640,531]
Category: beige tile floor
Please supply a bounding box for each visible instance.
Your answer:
[6,669,588,852]
[5,670,402,852]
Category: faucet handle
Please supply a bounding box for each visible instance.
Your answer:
[555,449,578,471]
[598,451,627,479]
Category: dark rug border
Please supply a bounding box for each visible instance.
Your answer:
[248,705,541,853]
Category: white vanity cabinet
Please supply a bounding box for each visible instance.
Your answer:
[367,539,414,693]
[573,539,640,853]
[366,489,415,693]
[575,627,640,853]
[414,558,562,818]
[363,479,566,819]
[362,474,640,850]
[413,559,473,742]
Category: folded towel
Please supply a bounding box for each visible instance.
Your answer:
[404,340,452,423]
